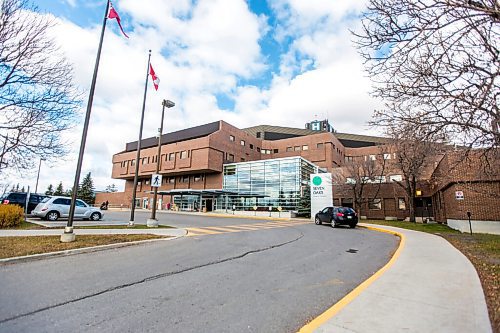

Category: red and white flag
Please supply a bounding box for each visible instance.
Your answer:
[150,64,160,91]
[108,2,129,38]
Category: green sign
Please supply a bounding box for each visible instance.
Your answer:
[312,176,322,186]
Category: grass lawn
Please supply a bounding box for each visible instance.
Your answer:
[0,234,167,260]
[364,220,499,332]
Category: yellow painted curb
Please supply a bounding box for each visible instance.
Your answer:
[298,225,406,333]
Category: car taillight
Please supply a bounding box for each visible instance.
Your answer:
[2,200,9,204]
[337,212,344,217]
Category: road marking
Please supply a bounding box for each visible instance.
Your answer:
[298,225,405,333]
[185,220,310,237]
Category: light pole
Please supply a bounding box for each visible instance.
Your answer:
[147,99,175,227]
[35,158,45,193]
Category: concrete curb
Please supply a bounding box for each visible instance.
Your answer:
[0,229,188,265]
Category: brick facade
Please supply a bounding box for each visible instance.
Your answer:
[104,120,499,232]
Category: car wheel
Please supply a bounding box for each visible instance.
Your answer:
[331,220,337,228]
[47,211,59,221]
[349,223,357,229]
[90,212,101,221]
[314,217,322,225]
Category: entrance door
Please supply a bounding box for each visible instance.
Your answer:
[205,199,213,212]
[142,198,148,209]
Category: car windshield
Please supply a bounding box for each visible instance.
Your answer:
[340,207,355,213]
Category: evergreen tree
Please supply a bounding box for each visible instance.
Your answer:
[15,183,19,192]
[53,182,64,195]
[79,172,95,204]
[21,186,25,192]
[64,189,72,197]
[45,184,54,195]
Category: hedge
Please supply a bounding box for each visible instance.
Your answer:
[0,205,24,228]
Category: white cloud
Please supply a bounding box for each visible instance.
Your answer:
[9,0,381,193]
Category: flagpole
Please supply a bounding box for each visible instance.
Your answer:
[129,50,152,226]
[61,0,110,243]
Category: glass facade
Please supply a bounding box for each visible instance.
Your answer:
[223,157,319,211]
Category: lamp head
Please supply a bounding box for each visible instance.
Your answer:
[162,100,175,108]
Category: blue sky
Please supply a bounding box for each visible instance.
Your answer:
[18,0,376,191]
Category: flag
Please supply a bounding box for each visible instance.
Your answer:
[150,64,160,91]
[108,2,129,38]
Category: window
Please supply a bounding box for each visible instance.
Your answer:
[249,144,254,149]
[76,200,87,207]
[302,145,308,151]
[145,180,150,185]
[273,149,279,153]
[346,177,356,184]
[241,157,245,162]
[369,155,376,161]
[240,140,245,146]
[169,177,175,184]
[131,160,135,166]
[194,175,203,182]
[229,135,235,142]
[286,147,292,152]
[142,158,147,165]
[317,143,323,149]
[383,153,391,160]
[294,146,300,151]
[345,156,354,163]
[373,176,386,183]
[168,153,175,161]
[389,175,403,182]
[256,132,261,138]
[182,176,189,183]
[257,147,261,152]
[398,198,406,210]
[53,198,70,205]
[180,151,188,159]
[228,154,234,162]
[369,199,382,210]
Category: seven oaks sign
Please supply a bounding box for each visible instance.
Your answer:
[310,173,333,220]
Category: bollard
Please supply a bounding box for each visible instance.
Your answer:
[467,211,472,235]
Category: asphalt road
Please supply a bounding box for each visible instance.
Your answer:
[0,213,398,332]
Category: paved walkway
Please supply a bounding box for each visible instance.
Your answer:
[303,223,492,333]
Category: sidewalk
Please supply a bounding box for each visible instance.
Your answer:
[303,223,492,333]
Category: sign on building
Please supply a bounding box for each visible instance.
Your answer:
[151,174,162,187]
[310,173,333,220]
[455,190,464,200]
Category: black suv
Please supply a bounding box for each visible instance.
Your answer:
[1,192,49,214]
[314,206,358,228]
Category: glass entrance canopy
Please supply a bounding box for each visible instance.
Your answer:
[223,156,321,211]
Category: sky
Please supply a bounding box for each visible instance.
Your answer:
[13,0,379,193]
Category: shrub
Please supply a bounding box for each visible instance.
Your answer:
[0,205,24,228]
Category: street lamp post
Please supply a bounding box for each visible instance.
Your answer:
[35,158,45,193]
[147,99,175,227]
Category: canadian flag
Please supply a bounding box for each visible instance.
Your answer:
[108,2,129,38]
[150,64,160,91]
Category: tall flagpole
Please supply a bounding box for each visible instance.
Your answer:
[129,50,152,226]
[61,0,110,242]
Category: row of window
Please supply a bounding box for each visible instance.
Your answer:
[345,174,403,184]
[342,198,406,210]
[119,150,192,168]
[139,174,205,186]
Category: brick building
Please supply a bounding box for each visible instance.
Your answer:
[97,119,499,234]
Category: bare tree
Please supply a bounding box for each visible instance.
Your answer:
[333,147,387,215]
[0,0,80,174]
[355,0,499,149]
[388,124,445,222]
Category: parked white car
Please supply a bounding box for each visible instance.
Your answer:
[32,196,103,221]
